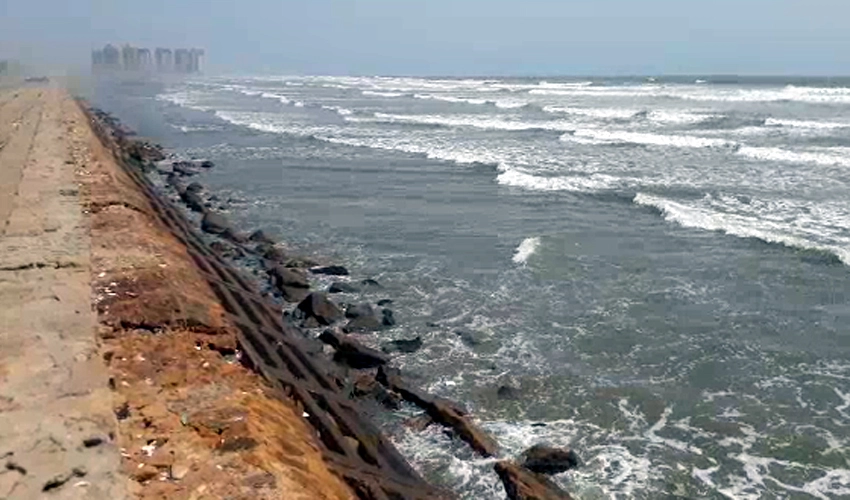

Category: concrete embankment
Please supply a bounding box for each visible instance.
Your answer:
[0,87,354,499]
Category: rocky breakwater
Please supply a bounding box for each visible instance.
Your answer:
[86,105,583,500]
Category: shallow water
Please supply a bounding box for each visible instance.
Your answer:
[92,75,850,499]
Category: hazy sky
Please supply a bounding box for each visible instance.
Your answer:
[2,0,849,75]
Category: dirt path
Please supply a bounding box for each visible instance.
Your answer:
[0,88,127,498]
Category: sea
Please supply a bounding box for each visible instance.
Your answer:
[89,75,850,499]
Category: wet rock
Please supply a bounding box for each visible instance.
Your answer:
[296,293,343,326]
[381,336,423,354]
[455,329,482,347]
[319,329,389,369]
[201,212,231,235]
[261,245,288,264]
[403,414,434,432]
[494,461,572,500]
[185,182,204,193]
[381,308,396,326]
[248,229,275,245]
[328,281,360,294]
[224,230,249,244]
[311,265,349,276]
[521,445,580,475]
[284,256,320,269]
[497,384,521,401]
[346,303,374,319]
[180,189,205,213]
[172,161,199,176]
[269,266,309,289]
[200,160,214,169]
[376,299,393,306]
[343,315,383,333]
[361,278,382,289]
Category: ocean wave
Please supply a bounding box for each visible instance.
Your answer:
[512,237,541,264]
[633,192,850,265]
[321,105,353,116]
[497,168,624,192]
[411,93,531,109]
[361,112,578,132]
[362,90,406,97]
[563,129,735,149]
[736,146,850,167]
[765,118,850,130]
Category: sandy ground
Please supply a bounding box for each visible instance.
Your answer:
[0,87,125,498]
[0,87,355,499]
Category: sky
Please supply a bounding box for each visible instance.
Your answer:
[1,0,849,76]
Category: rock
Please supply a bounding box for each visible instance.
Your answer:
[376,299,393,306]
[361,278,382,289]
[521,445,580,475]
[343,315,383,333]
[381,308,396,327]
[497,384,521,401]
[377,366,498,457]
[201,212,231,235]
[262,245,288,264]
[455,329,482,347]
[185,182,204,193]
[328,282,360,294]
[170,463,190,480]
[248,229,275,245]
[284,256,320,269]
[311,265,349,276]
[224,230,249,244]
[200,160,214,168]
[180,189,205,213]
[494,461,573,500]
[346,303,374,319]
[131,465,160,483]
[381,336,423,354]
[269,266,309,289]
[352,373,379,397]
[403,414,434,432]
[319,329,389,369]
[296,293,343,326]
[172,161,199,176]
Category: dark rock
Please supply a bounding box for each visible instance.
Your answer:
[200,160,214,168]
[455,329,482,347]
[208,241,245,260]
[284,256,320,269]
[319,329,389,369]
[180,189,205,213]
[269,266,309,289]
[208,194,219,202]
[262,245,288,264]
[426,321,440,328]
[328,282,360,294]
[172,161,199,176]
[343,315,383,333]
[403,414,434,432]
[224,230,249,244]
[361,278,382,289]
[346,303,374,319]
[521,445,580,475]
[381,308,396,327]
[302,316,320,329]
[185,182,204,193]
[311,265,349,276]
[296,293,343,326]
[494,461,573,500]
[201,212,232,235]
[352,373,379,397]
[382,336,423,354]
[248,229,275,245]
[376,299,393,306]
[497,385,521,400]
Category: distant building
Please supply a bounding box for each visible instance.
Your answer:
[92,44,204,74]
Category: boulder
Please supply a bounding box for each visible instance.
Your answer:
[180,189,205,213]
[185,182,204,193]
[172,161,199,176]
[521,445,580,475]
[296,293,343,326]
[311,265,349,276]
[343,315,383,333]
[497,384,521,401]
[381,337,423,354]
[361,279,382,289]
[200,160,214,168]
[209,241,245,260]
[328,282,360,294]
[284,256,320,269]
[455,329,482,347]
[248,229,275,245]
[494,461,572,500]
[381,308,396,327]
[262,245,288,264]
[346,303,374,319]
[376,299,393,306]
[201,212,231,235]
[269,266,309,289]
[319,330,389,369]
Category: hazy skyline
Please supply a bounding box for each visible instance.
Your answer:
[2,0,849,76]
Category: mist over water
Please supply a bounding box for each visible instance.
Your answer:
[96,75,850,499]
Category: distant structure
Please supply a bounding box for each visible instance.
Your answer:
[91,44,204,74]
[0,61,8,75]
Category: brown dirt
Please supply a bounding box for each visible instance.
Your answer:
[71,98,355,500]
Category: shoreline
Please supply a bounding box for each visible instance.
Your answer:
[81,94,580,498]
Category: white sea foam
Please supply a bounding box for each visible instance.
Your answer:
[564,129,735,149]
[512,237,541,264]
[765,117,850,130]
[363,112,578,132]
[737,146,850,168]
[320,105,353,116]
[633,192,850,265]
[497,168,624,192]
[362,90,405,97]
